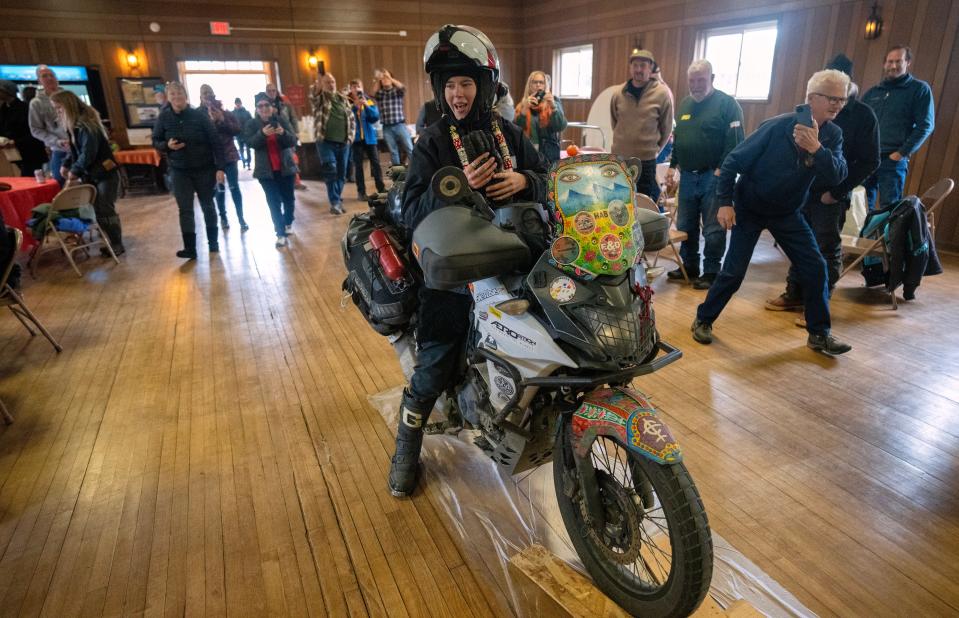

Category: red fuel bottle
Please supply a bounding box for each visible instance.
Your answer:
[369,229,406,281]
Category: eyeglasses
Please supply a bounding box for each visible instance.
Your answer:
[813,93,847,105]
[256,103,272,108]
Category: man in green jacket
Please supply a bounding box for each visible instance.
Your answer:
[666,59,744,289]
[610,49,673,203]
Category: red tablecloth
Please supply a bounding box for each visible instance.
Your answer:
[0,177,61,251]
[115,148,162,167]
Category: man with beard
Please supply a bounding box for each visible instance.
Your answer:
[610,49,673,203]
[861,46,934,210]
[665,59,744,289]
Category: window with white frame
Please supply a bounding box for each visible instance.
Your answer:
[697,21,778,100]
[554,44,593,99]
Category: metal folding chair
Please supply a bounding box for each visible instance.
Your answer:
[28,183,119,278]
[2,227,63,352]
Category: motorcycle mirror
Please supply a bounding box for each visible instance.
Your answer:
[432,166,471,204]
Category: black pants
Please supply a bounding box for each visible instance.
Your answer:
[352,142,386,196]
[635,158,660,204]
[786,196,848,296]
[171,167,218,236]
[406,288,472,411]
[93,171,124,249]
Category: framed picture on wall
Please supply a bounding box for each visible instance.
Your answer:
[117,77,165,128]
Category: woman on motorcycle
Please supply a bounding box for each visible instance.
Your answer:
[389,24,549,497]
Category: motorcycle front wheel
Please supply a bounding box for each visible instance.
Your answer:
[553,420,713,617]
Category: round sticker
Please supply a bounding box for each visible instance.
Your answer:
[574,212,596,234]
[608,200,629,227]
[600,234,623,260]
[551,236,580,265]
[549,276,577,302]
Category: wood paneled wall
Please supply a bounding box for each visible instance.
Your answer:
[2,0,958,249]
[519,0,959,250]
[0,1,523,147]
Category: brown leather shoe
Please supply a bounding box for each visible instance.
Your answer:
[765,293,803,311]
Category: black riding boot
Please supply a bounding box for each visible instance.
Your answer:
[206,225,219,252]
[388,391,434,497]
[176,232,197,259]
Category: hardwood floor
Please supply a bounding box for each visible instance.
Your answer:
[0,173,957,617]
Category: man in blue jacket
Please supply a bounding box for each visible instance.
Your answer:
[861,45,935,210]
[767,54,880,310]
[692,70,852,355]
[348,79,387,200]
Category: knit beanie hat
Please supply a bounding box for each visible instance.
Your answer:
[825,53,854,77]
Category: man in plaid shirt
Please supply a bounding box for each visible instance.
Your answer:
[310,73,355,214]
[371,69,414,165]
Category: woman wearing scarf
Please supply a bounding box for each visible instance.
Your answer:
[514,71,568,163]
[389,24,548,498]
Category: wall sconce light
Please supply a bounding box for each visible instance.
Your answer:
[865,3,883,40]
[125,51,140,69]
[307,50,326,75]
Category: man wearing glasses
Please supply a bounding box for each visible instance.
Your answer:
[767,54,879,311]
[691,69,852,355]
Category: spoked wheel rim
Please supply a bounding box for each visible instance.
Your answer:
[578,436,676,593]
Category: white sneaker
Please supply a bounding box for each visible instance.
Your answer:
[275,236,288,248]
[285,224,293,235]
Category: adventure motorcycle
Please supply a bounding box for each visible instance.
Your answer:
[343,154,712,617]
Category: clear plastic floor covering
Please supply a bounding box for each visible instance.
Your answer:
[371,385,818,618]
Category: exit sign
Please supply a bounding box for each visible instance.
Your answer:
[210,21,231,36]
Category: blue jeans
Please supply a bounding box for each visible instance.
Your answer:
[676,170,724,274]
[215,161,244,223]
[383,123,413,166]
[50,149,67,186]
[863,155,908,211]
[696,207,831,336]
[258,172,295,236]
[236,139,251,168]
[317,140,349,206]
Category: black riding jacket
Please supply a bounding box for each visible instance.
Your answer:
[402,113,549,232]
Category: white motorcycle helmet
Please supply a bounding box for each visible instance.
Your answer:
[423,24,501,122]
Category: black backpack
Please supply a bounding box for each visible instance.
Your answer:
[341,212,417,336]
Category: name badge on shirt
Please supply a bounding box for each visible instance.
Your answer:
[680,114,692,120]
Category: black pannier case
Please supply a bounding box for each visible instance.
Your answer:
[341,213,416,335]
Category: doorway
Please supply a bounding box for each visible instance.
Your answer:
[177,60,275,110]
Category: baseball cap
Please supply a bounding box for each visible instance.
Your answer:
[629,48,657,67]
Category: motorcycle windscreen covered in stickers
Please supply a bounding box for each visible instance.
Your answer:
[347,154,713,617]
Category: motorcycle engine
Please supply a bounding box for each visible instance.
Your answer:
[456,367,495,430]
